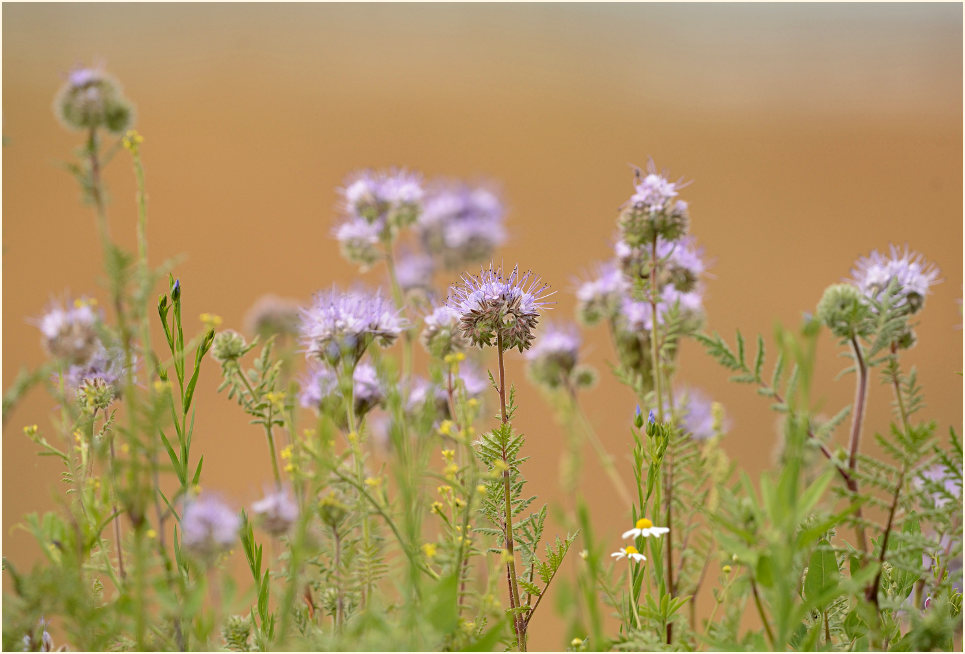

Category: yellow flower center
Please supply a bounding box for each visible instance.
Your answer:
[636,518,653,530]
[625,545,639,555]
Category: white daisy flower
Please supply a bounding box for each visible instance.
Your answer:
[611,545,646,563]
[621,517,670,540]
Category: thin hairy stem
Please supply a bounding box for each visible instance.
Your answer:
[566,385,633,506]
[750,576,776,649]
[847,335,870,554]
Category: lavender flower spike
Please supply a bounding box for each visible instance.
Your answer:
[299,287,406,368]
[447,263,553,353]
[850,245,940,313]
[181,494,240,560]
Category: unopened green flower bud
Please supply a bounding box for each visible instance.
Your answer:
[816,284,870,339]
[211,330,246,362]
[572,364,598,390]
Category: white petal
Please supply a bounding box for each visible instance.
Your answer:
[611,551,625,559]
[621,528,640,539]
[630,553,647,562]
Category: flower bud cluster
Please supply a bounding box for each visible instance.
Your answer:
[418,181,507,270]
[525,322,596,391]
[54,66,134,134]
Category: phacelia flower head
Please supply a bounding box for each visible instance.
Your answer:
[418,181,507,269]
[35,296,102,364]
[816,283,872,339]
[575,263,628,326]
[525,322,583,389]
[850,245,940,314]
[394,250,436,294]
[300,287,405,368]
[65,346,131,412]
[298,361,385,421]
[406,364,487,418]
[617,236,706,293]
[243,294,302,339]
[338,168,424,237]
[678,387,727,441]
[618,163,690,245]
[251,487,298,537]
[334,218,382,268]
[447,264,552,353]
[53,65,133,134]
[211,329,248,363]
[420,304,469,358]
[181,494,240,560]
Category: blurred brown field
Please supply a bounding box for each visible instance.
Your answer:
[2,3,962,649]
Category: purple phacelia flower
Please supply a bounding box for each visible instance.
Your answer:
[298,361,385,419]
[418,181,507,269]
[299,288,405,368]
[181,494,240,559]
[447,264,552,352]
[54,64,133,134]
[526,322,584,388]
[394,250,436,293]
[251,487,298,537]
[34,297,102,364]
[243,294,302,338]
[339,168,424,231]
[66,346,132,411]
[334,218,383,268]
[678,388,724,440]
[850,245,940,313]
[420,304,469,358]
[631,172,678,210]
[575,263,628,325]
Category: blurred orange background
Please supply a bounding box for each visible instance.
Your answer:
[3,3,962,649]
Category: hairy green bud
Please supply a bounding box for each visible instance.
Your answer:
[211,330,247,362]
[816,284,870,339]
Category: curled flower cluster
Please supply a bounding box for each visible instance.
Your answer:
[334,169,424,266]
[243,294,302,339]
[677,387,727,441]
[251,487,298,537]
[816,245,939,347]
[53,65,133,134]
[181,494,240,560]
[299,288,405,368]
[418,181,507,269]
[525,322,595,391]
[67,347,131,412]
[576,165,707,384]
[850,245,940,313]
[36,297,102,364]
[420,304,469,358]
[298,362,386,421]
[447,264,552,353]
[406,364,487,417]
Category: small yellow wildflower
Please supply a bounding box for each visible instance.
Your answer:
[443,463,459,479]
[579,549,589,560]
[422,543,437,558]
[265,391,286,409]
[476,484,487,495]
[347,431,359,443]
[437,485,453,497]
[462,621,476,633]
[153,380,170,393]
[467,398,479,408]
[571,638,584,648]
[23,425,39,437]
[199,312,223,329]
[122,129,144,152]
[438,420,454,436]
[120,443,130,454]
[280,445,294,460]
[454,497,465,508]
[431,501,445,514]
[364,476,382,488]
[722,565,732,574]
[146,529,157,539]
[441,448,455,462]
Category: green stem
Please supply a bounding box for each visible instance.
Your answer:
[496,334,526,651]
[627,564,642,630]
[750,577,776,648]
[567,387,632,506]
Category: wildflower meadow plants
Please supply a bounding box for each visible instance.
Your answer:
[3,66,962,653]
